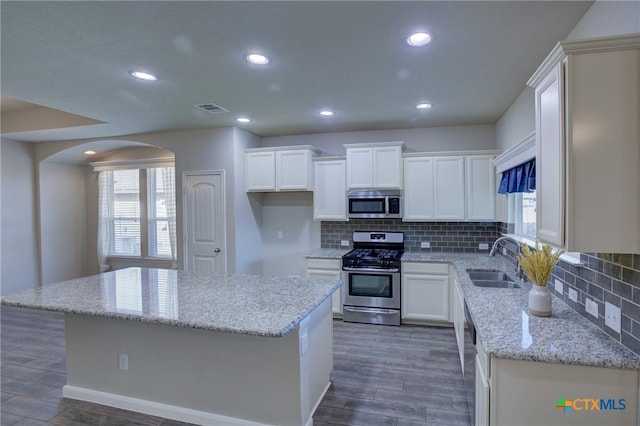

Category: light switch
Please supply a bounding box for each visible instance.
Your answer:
[605,302,621,333]
[568,288,578,302]
[554,279,563,295]
[585,298,598,318]
[420,242,431,248]
[276,230,283,240]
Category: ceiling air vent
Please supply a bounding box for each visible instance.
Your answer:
[195,103,229,114]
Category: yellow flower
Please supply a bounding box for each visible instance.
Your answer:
[518,240,563,286]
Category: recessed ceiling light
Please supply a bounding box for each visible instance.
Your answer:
[84,150,97,155]
[319,110,335,117]
[129,70,158,81]
[245,53,270,65]
[406,32,432,47]
[416,103,432,110]
[236,117,251,123]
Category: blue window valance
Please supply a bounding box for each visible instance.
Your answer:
[498,159,535,194]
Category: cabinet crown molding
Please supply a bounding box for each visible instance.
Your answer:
[245,145,322,154]
[403,149,499,158]
[343,141,405,150]
[528,33,640,87]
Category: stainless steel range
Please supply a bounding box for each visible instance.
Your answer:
[341,231,404,326]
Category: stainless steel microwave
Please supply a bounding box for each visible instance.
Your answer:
[347,189,402,219]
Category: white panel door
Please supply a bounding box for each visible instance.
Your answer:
[184,172,225,274]
[346,147,374,189]
[466,155,495,221]
[433,156,465,220]
[403,157,434,221]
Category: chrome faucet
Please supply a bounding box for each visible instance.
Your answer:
[490,235,525,279]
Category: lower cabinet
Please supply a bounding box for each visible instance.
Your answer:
[305,258,342,315]
[453,278,465,373]
[401,262,450,323]
[477,336,639,426]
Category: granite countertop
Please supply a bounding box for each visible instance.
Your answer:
[305,248,350,259]
[0,267,340,338]
[306,249,640,370]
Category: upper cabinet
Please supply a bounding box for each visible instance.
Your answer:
[528,34,640,253]
[345,142,404,189]
[403,152,497,222]
[313,157,347,221]
[245,146,321,192]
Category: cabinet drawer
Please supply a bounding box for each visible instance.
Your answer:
[305,258,341,270]
[402,261,449,275]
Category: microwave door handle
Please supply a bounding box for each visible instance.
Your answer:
[385,197,389,216]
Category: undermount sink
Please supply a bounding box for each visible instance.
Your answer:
[466,269,520,289]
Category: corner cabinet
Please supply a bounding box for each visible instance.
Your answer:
[245,146,321,192]
[403,152,497,222]
[345,142,404,189]
[401,261,450,323]
[527,34,640,253]
[305,258,342,315]
[313,157,347,221]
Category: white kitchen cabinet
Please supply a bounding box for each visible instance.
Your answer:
[403,152,496,222]
[433,156,465,220]
[305,258,342,315]
[527,34,640,253]
[466,155,495,221]
[476,339,490,426]
[403,156,435,220]
[313,158,347,221]
[401,262,450,323]
[345,142,404,189]
[245,146,321,192]
[453,279,465,373]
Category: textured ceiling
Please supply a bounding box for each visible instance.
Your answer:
[1,1,593,144]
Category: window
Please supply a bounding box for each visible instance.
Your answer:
[98,166,176,267]
[514,191,536,238]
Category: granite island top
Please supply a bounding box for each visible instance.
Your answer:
[0,267,340,338]
[306,249,640,370]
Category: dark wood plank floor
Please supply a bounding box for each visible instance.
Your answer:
[1,306,470,426]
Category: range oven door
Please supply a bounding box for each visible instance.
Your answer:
[342,269,400,310]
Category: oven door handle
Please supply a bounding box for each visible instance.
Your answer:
[343,267,400,273]
[343,306,399,315]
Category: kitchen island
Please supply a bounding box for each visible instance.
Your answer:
[1,267,340,426]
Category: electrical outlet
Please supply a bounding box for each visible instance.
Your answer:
[119,354,129,371]
[276,230,283,240]
[340,240,349,247]
[479,243,489,250]
[420,242,431,249]
[554,279,563,295]
[568,288,578,302]
[605,302,621,333]
[585,298,599,318]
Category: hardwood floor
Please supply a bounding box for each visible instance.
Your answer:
[1,306,470,426]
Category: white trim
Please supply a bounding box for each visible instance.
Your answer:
[245,145,322,155]
[62,385,267,425]
[182,170,227,274]
[343,141,406,150]
[91,157,174,171]
[403,149,500,158]
[492,132,535,173]
[501,234,583,267]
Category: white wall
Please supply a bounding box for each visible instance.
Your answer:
[262,124,496,155]
[261,192,319,277]
[39,162,87,284]
[1,139,40,295]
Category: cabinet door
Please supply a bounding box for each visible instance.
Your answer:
[403,157,434,221]
[466,155,495,221]
[535,64,564,247]
[346,147,373,189]
[433,157,465,220]
[401,273,449,322]
[313,160,347,220]
[306,269,342,314]
[475,355,490,426]
[245,151,276,191]
[373,146,403,188]
[453,280,465,373]
[277,150,312,190]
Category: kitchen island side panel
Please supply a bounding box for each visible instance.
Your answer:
[64,299,333,426]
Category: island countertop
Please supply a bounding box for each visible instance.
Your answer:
[0,267,340,338]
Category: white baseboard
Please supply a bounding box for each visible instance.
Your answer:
[62,385,268,426]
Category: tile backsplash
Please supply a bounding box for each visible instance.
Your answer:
[321,219,500,252]
[498,237,640,356]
